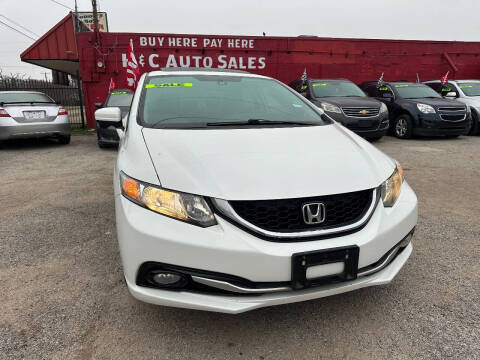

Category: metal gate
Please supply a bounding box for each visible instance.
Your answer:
[0,76,86,128]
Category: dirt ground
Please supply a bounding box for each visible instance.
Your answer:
[1,134,479,360]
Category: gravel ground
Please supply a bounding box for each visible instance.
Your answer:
[0,134,479,360]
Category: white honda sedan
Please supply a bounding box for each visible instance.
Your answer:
[95,69,418,314]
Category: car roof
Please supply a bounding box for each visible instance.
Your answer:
[148,68,269,79]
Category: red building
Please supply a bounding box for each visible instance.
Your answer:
[21,12,480,128]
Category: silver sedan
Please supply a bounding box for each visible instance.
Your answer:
[0,91,71,144]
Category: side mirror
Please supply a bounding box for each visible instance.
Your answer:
[94,102,103,108]
[445,92,457,98]
[95,107,122,125]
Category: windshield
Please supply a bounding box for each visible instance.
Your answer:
[0,92,54,103]
[457,82,480,96]
[106,90,133,107]
[140,75,331,128]
[311,81,366,98]
[394,84,441,99]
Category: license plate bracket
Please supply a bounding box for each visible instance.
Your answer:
[291,246,359,290]
[23,111,46,120]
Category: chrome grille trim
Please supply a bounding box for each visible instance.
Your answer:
[341,107,380,118]
[212,188,379,239]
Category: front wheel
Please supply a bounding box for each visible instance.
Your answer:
[394,115,413,139]
[58,135,71,144]
[469,111,479,135]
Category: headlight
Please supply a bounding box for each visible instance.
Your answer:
[381,162,404,207]
[380,102,388,114]
[320,102,342,113]
[120,172,216,227]
[416,103,436,114]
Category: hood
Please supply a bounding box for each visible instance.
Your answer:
[142,124,395,200]
[401,97,466,108]
[312,96,381,108]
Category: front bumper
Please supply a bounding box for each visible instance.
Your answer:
[0,116,70,140]
[326,111,389,138]
[415,113,469,136]
[115,181,418,313]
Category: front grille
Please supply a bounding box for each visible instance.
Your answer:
[437,106,466,122]
[345,119,380,131]
[228,189,373,233]
[342,107,380,118]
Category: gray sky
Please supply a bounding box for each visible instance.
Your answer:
[1,0,479,79]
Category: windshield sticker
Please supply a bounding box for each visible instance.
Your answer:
[441,88,452,92]
[312,83,327,87]
[300,85,308,90]
[394,84,409,88]
[459,85,473,88]
[378,87,389,91]
[111,91,128,95]
[145,82,193,88]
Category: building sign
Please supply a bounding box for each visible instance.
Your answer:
[121,36,266,71]
[77,12,109,32]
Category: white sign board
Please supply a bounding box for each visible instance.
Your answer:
[76,12,109,32]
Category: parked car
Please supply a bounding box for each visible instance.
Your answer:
[0,91,70,144]
[96,68,417,313]
[289,78,389,141]
[95,88,133,148]
[424,79,480,135]
[359,81,470,139]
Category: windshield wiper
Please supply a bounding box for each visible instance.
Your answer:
[206,119,316,126]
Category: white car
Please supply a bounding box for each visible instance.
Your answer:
[95,69,418,314]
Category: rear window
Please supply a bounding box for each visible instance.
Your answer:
[140,75,331,128]
[393,84,441,99]
[311,81,366,98]
[106,91,133,107]
[457,82,480,96]
[0,92,53,104]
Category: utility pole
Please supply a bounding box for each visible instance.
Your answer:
[74,0,78,32]
[91,0,99,35]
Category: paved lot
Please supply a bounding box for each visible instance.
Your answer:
[1,134,479,360]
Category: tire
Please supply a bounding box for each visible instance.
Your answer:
[445,135,460,139]
[98,141,109,149]
[58,135,71,144]
[393,114,413,139]
[469,111,479,135]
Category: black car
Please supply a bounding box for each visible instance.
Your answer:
[95,89,133,148]
[359,81,470,139]
[289,78,389,140]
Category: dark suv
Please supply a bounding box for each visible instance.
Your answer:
[289,79,389,140]
[95,89,133,148]
[359,81,470,139]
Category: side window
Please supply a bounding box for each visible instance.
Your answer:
[440,83,458,97]
[364,85,379,97]
[425,83,442,94]
[377,86,394,99]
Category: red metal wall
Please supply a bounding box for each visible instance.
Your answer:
[77,32,480,128]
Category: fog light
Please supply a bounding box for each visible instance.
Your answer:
[400,231,414,248]
[151,271,186,287]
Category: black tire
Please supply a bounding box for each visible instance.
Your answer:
[469,110,479,135]
[58,135,71,144]
[445,135,460,139]
[393,114,413,139]
[98,141,109,149]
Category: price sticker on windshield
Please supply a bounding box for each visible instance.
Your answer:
[145,83,193,89]
[111,91,128,95]
[312,83,327,87]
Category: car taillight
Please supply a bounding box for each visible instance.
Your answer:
[0,108,10,117]
[57,107,68,116]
